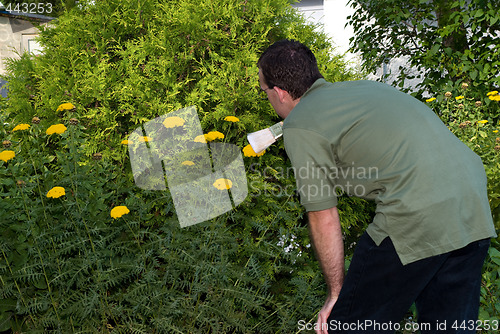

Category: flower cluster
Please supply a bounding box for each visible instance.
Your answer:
[204,131,224,141]
[487,91,500,101]
[46,186,66,199]
[46,124,67,135]
[243,144,265,157]
[56,102,76,112]
[110,206,130,219]
[194,135,207,143]
[213,178,233,190]
[0,150,15,162]
[163,116,185,128]
[12,124,30,132]
[224,116,239,123]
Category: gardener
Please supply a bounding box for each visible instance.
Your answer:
[257,39,497,333]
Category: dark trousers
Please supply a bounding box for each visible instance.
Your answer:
[327,232,490,333]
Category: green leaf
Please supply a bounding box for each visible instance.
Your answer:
[0,310,14,332]
[429,44,440,56]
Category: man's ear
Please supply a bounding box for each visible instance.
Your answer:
[273,86,290,104]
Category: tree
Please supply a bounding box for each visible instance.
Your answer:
[347,0,500,100]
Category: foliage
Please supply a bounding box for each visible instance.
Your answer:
[424,85,500,321]
[347,0,500,103]
[2,0,358,161]
[0,0,370,332]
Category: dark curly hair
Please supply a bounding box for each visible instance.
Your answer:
[257,39,323,100]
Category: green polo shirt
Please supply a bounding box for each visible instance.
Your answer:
[283,79,497,265]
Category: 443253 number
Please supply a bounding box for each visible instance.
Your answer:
[6,3,53,14]
[452,320,499,331]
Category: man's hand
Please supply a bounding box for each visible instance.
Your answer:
[316,296,337,334]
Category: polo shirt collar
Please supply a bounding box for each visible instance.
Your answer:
[301,78,328,99]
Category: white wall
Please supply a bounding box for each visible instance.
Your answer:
[0,16,43,76]
[323,0,354,58]
[293,1,355,59]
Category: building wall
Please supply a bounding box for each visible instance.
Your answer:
[0,16,43,76]
[0,15,46,97]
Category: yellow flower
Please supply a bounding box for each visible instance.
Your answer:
[243,144,265,157]
[486,91,498,96]
[425,97,436,102]
[138,136,151,142]
[56,103,76,111]
[194,135,207,143]
[204,131,224,141]
[213,178,233,190]
[224,116,240,122]
[46,186,66,198]
[12,124,30,131]
[46,124,67,135]
[493,130,499,133]
[477,120,488,124]
[0,150,15,162]
[455,95,464,100]
[121,140,132,145]
[163,116,185,128]
[489,95,500,101]
[110,205,130,219]
[182,160,195,166]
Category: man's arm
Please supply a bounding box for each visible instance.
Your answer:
[308,206,344,334]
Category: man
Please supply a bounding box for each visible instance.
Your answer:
[257,39,497,333]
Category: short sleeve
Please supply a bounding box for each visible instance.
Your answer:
[283,127,338,211]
